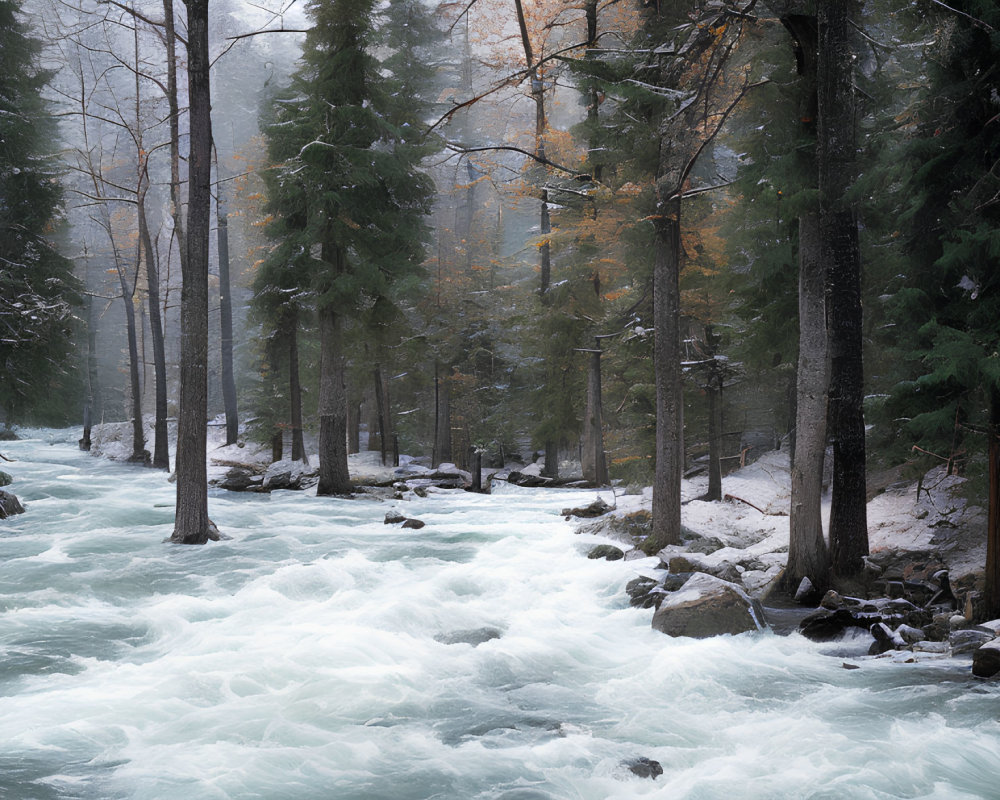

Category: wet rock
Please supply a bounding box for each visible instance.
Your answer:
[0,490,25,519]
[0,470,11,487]
[402,518,426,530]
[895,624,926,645]
[651,573,765,638]
[972,639,1000,678]
[626,576,669,609]
[562,498,612,518]
[869,622,906,655]
[588,544,625,561]
[685,535,726,555]
[262,459,316,491]
[435,627,502,646]
[506,471,553,488]
[384,511,408,524]
[622,757,663,779]
[218,466,263,492]
[795,576,822,605]
[0,429,19,441]
[799,608,880,642]
[949,628,993,656]
[667,553,741,584]
[661,572,695,592]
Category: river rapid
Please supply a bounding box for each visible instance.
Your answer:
[2,430,999,799]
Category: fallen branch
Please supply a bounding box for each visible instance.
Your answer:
[724,493,766,514]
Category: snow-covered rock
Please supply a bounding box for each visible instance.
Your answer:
[651,573,765,638]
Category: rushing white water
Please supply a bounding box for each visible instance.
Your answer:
[2,430,999,800]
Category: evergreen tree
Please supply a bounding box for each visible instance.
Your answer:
[878,0,1000,614]
[259,0,436,493]
[0,2,80,426]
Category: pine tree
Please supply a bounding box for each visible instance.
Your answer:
[259,0,436,494]
[0,2,80,426]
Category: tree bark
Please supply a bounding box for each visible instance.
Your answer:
[706,372,723,503]
[986,389,1000,619]
[139,181,169,470]
[786,213,831,589]
[163,0,187,276]
[582,346,607,486]
[288,317,307,464]
[119,263,147,464]
[648,201,684,551]
[317,302,351,495]
[818,0,868,578]
[434,362,452,467]
[171,0,214,544]
[217,191,239,446]
[373,364,391,467]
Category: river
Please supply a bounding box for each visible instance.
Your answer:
[1,430,999,799]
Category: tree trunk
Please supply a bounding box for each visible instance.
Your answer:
[317,302,351,495]
[582,347,607,486]
[139,186,169,470]
[171,0,214,544]
[647,202,684,552]
[373,364,391,467]
[163,0,187,278]
[217,185,239,446]
[785,212,830,590]
[119,266,146,464]
[434,363,452,467]
[986,389,1000,619]
[818,0,868,578]
[288,319,307,464]
[706,372,723,503]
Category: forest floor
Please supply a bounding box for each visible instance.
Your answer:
[87,418,987,597]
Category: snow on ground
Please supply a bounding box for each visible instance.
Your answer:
[88,420,987,586]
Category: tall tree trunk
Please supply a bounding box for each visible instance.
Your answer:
[139,186,169,470]
[582,346,607,486]
[986,389,1000,619]
[119,265,146,464]
[163,0,187,277]
[819,0,868,579]
[216,178,239,446]
[706,371,723,503]
[171,0,215,544]
[434,362,452,467]
[288,318,307,464]
[373,364,391,467]
[317,302,351,494]
[647,201,684,552]
[786,213,831,590]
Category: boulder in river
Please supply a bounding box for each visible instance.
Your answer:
[972,639,1000,678]
[588,544,625,561]
[562,498,612,518]
[651,573,765,637]
[622,757,663,779]
[0,490,24,519]
[0,470,11,487]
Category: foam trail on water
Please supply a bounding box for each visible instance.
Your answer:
[1,431,999,800]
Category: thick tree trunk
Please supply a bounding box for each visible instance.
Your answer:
[163,0,186,276]
[217,197,239,446]
[288,320,307,464]
[648,203,684,552]
[317,303,351,495]
[818,0,868,578]
[786,213,831,590]
[171,0,215,544]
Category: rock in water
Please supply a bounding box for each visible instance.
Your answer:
[0,470,11,487]
[587,544,625,561]
[972,639,1000,678]
[0,490,25,519]
[651,573,765,637]
[401,518,426,530]
[384,511,407,524]
[562,498,612,518]
[622,757,663,779]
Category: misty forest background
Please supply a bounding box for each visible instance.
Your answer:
[2,1,1000,596]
